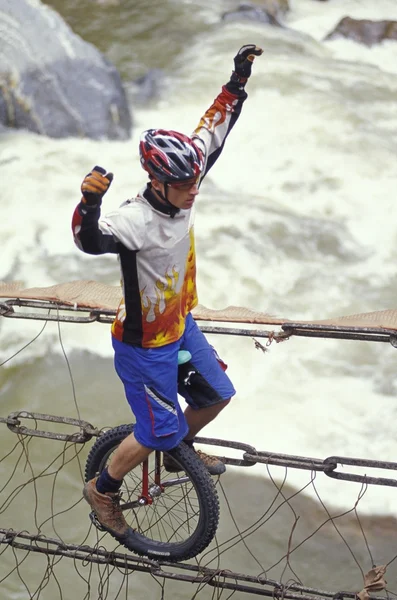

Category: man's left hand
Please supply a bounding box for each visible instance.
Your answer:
[232,44,263,82]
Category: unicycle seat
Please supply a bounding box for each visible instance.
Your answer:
[177,350,192,365]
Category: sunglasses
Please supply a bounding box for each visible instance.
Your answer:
[166,177,200,191]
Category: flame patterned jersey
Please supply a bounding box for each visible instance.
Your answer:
[72,82,247,348]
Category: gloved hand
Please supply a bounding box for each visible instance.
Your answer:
[81,166,113,206]
[232,44,263,83]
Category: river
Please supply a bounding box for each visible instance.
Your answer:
[1,0,397,598]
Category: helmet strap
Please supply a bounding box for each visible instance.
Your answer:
[150,180,180,218]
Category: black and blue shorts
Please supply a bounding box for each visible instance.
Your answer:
[112,313,236,451]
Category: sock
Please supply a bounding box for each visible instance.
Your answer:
[96,467,123,494]
[184,438,194,449]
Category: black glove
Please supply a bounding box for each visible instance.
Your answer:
[231,44,263,83]
[81,166,114,206]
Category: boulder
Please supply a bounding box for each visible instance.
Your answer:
[129,69,165,106]
[325,16,397,46]
[222,0,289,26]
[0,0,131,139]
[257,0,289,17]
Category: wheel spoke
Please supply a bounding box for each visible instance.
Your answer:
[116,460,201,542]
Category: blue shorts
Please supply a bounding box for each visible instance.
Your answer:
[112,313,236,451]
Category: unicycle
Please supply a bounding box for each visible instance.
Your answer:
[84,351,221,562]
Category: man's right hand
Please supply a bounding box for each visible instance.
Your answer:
[81,166,114,205]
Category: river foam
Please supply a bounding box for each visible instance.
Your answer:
[1,0,397,514]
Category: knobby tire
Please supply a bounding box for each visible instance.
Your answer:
[85,424,220,561]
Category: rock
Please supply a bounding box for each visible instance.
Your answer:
[0,0,131,139]
[262,0,289,16]
[222,2,283,26]
[128,69,165,106]
[325,16,397,46]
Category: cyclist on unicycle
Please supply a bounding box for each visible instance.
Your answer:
[72,45,262,548]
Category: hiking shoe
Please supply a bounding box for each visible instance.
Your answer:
[83,478,131,538]
[163,450,226,476]
[162,453,183,473]
[196,450,226,475]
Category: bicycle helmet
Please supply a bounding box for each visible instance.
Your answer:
[139,129,204,183]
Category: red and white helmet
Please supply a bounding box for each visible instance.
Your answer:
[139,129,204,183]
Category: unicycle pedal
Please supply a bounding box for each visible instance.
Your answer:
[89,511,106,532]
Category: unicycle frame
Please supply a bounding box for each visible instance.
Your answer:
[120,450,190,510]
[130,349,193,507]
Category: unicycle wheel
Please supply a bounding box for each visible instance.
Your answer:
[84,424,220,561]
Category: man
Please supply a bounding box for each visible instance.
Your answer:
[72,45,262,542]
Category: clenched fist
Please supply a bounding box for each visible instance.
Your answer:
[81,166,114,206]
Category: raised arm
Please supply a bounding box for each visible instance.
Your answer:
[193,45,263,178]
[72,166,118,255]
